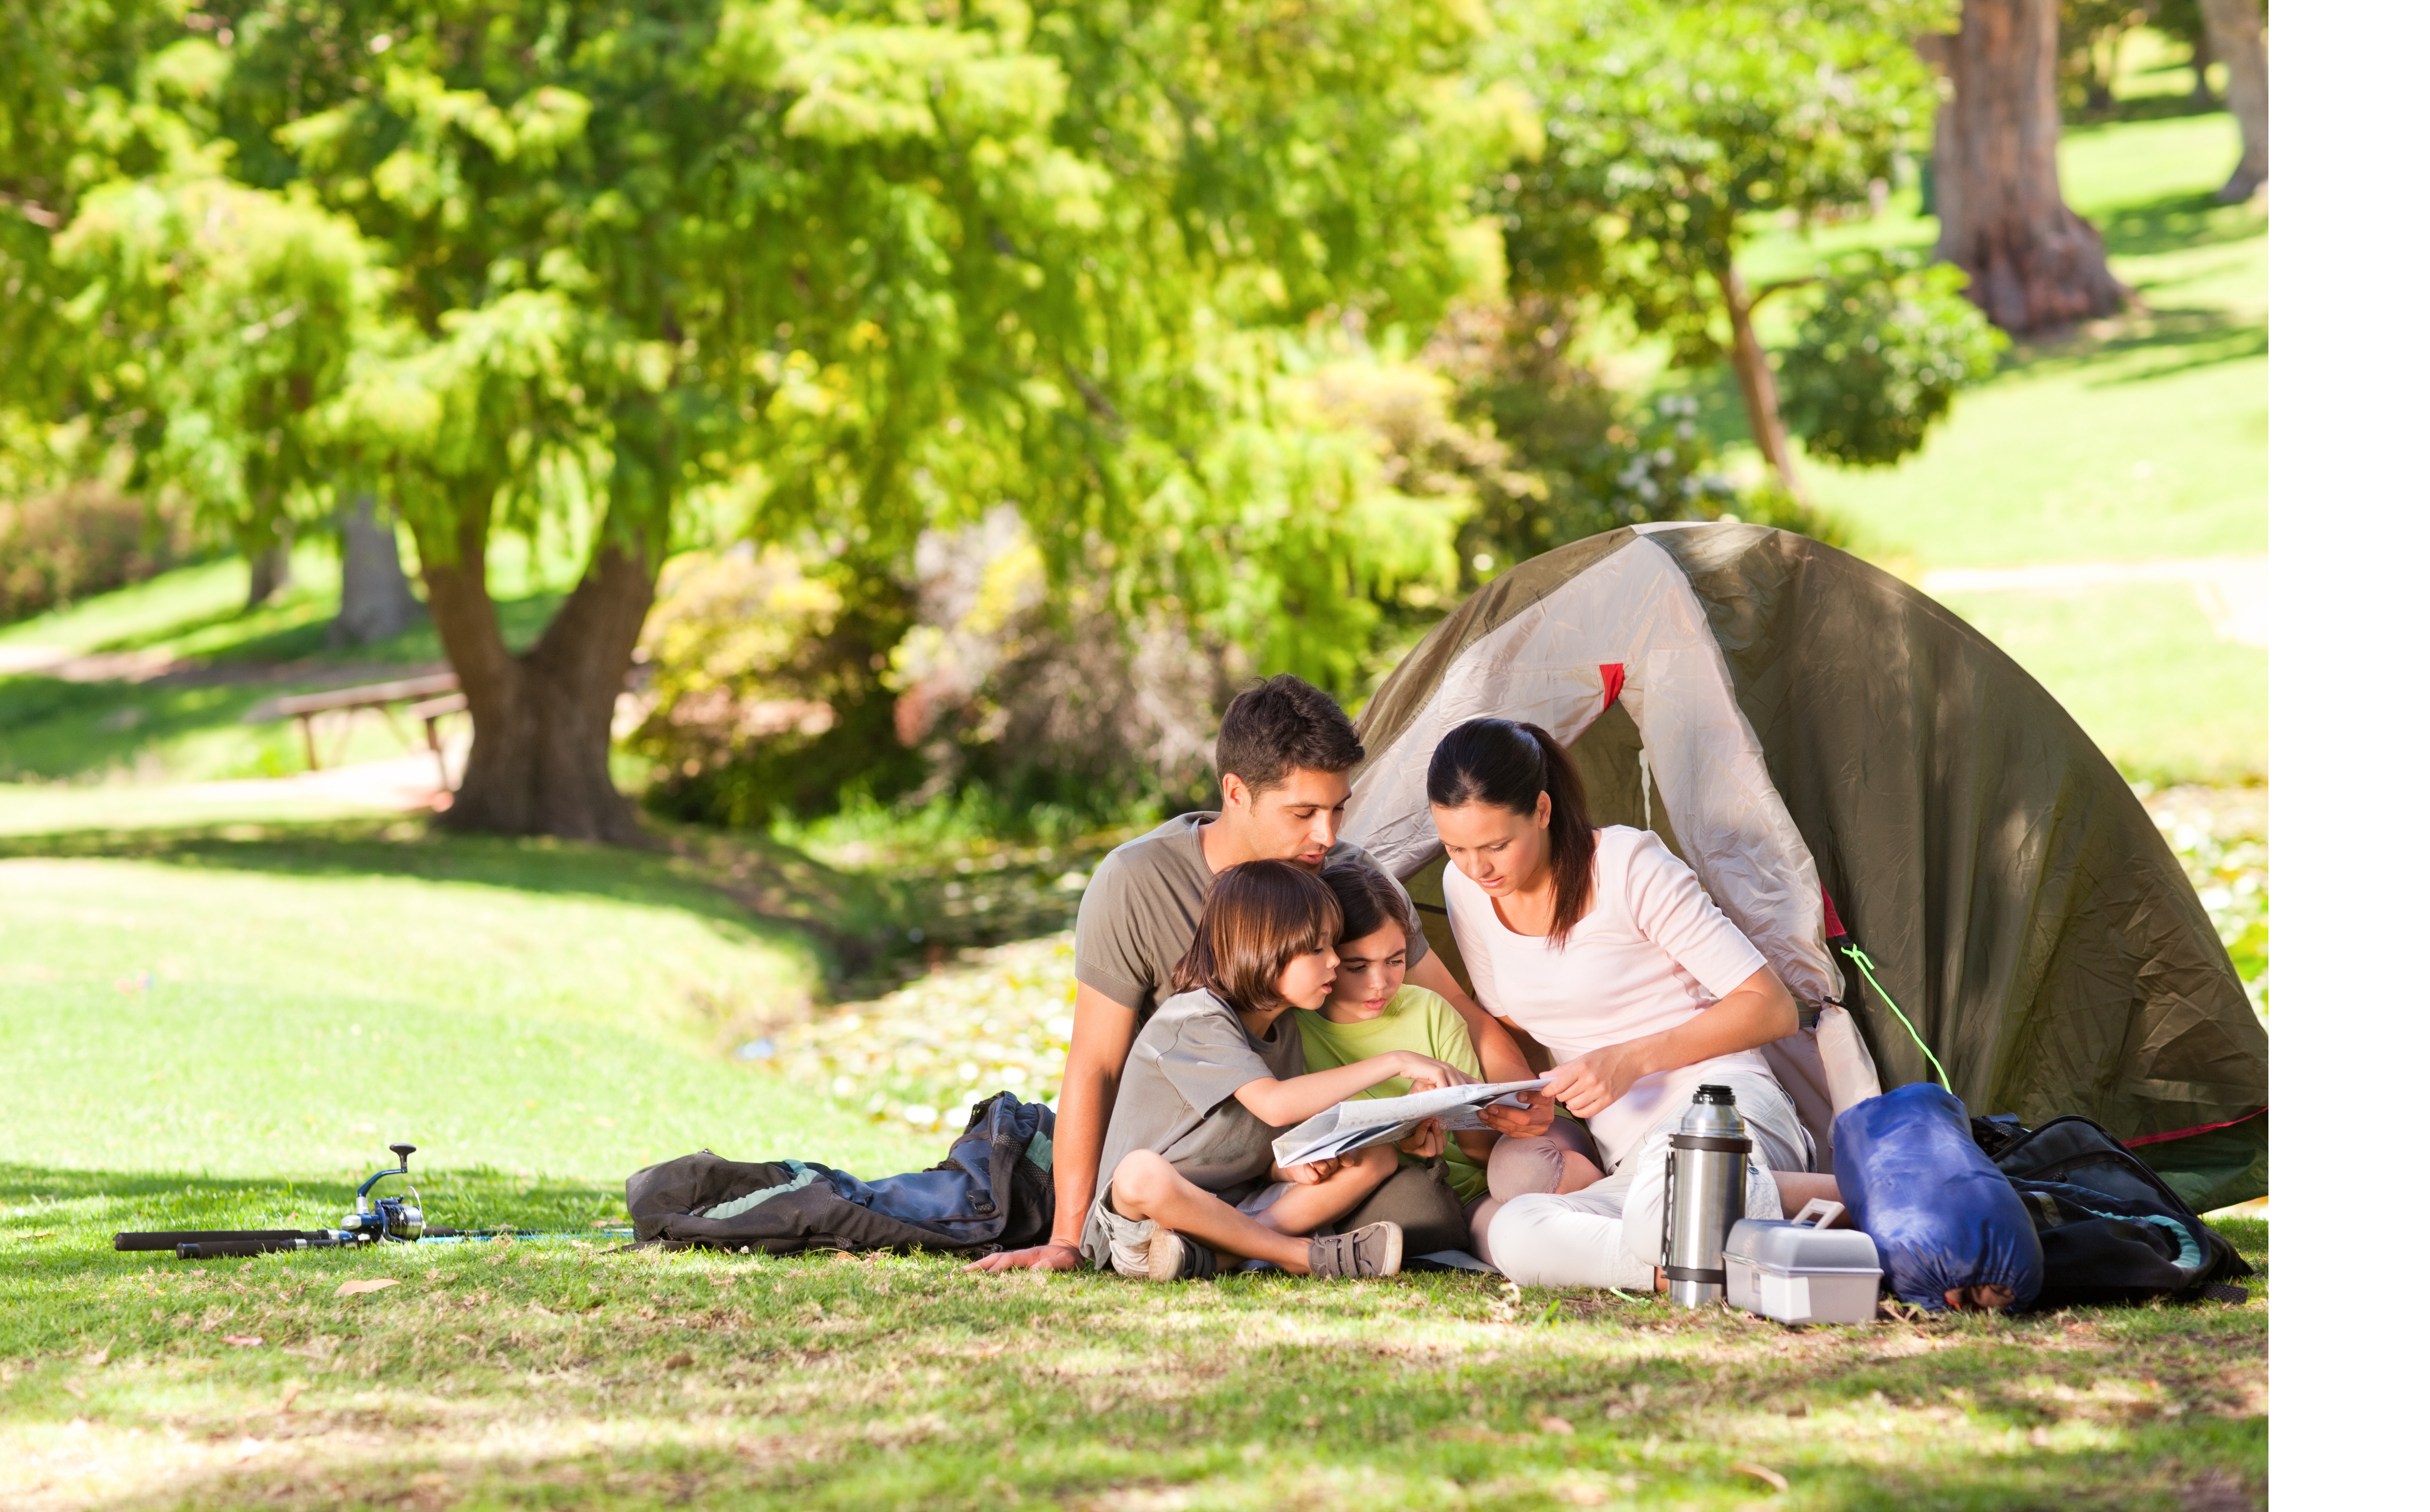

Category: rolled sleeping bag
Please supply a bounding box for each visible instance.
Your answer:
[1833,1083,2043,1312]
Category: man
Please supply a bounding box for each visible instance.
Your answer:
[970,675,1550,1273]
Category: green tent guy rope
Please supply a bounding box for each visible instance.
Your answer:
[1841,943,1952,1092]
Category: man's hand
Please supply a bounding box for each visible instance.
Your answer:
[1396,1118,1447,1159]
[1542,1044,1642,1119]
[1279,1157,1343,1185]
[963,1242,1084,1274]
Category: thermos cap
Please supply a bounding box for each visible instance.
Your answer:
[1692,1084,1736,1106]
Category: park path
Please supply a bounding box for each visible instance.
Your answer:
[1919,554,2268,647]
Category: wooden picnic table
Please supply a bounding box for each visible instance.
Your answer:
[250,671,462,782]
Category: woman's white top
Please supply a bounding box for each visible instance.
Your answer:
[1444,825,1777,1161]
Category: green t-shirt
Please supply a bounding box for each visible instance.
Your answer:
[1292,985,1488,1203]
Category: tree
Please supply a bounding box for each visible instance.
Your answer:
[163,0,1509,840]
[330,494,425,645]
[1923,0,2125,334]
[1495,0,1942,499]
[2197,0,2266,202]
[50,114,384,605]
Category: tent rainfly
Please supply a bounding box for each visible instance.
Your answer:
[1342,522,2267,1212]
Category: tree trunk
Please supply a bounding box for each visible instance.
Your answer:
[1719,265,1807,503]
[1926,0,2125,335]
[414,499,656,843]
[2189,33,2217,109]
[2198,0,2267,202]
[328,493,427,647]
[245,536,289,609]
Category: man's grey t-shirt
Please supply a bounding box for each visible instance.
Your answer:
[1081,987,1304,1266]
[1073,813,1430,1014]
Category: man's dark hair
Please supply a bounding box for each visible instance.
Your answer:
[1172,860,1344,1014]
[1215,675,1364,796]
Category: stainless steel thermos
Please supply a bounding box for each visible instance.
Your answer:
[1662,1084,1754,1306]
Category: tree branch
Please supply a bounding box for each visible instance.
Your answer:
[1747,275,1821,311]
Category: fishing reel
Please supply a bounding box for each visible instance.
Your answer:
[116,1142,446,1260]
[339,1143,426,1242]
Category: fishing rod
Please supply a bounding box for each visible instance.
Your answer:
[112,1144,631,1260]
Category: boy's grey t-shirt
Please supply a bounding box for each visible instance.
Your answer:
[1082,987,1305,1266]
[1073,813,1429,1014]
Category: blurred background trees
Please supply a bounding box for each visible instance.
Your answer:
[5,0,2215,840]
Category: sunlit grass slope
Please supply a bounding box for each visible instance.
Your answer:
[0,840,929,1189]
[0,539,565,789]
[1731,108,2266,782]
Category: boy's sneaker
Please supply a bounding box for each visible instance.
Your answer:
[1307,1221,1403,1278]
[1144,1224,1219,1282]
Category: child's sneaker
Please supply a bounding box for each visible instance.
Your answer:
[1307,1221,1403,1278]
[1144,1224,1219,1281]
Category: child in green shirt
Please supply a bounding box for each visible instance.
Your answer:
[1297,854,1494,1205]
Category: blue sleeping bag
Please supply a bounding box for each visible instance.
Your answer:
[1834,1084,2043,1312]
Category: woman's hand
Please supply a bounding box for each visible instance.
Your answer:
[1383,1051,1476,1093]
[1543,1044,1644,1119]
[1396,1118,1448,1159]
[1278,1157,1343,1185]
[1478,1087,1557,1138]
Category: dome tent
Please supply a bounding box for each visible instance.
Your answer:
[1341,522,2267,1212]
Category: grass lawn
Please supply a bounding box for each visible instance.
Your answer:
[1727,105,2268,784]
[0,830,2266,1511]
[0,543,564,788]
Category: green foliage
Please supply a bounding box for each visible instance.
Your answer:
[1779,255,2006,468]
[1421,301,1738,578]
[630,545,917,828]
[1492,0,1935,364]
[56,166,385,551]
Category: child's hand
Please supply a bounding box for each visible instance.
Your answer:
[1382,1051,1476,1093]
[1278,1158,1341,1185]
[1396,1118,1447,1159]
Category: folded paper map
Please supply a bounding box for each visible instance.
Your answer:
[1271,1078,1550,1169]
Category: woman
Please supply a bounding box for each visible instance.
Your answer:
[1429,717,1834,1289]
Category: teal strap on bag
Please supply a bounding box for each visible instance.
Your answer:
[1841,943,1952,1093]
[699,1160,821,1222]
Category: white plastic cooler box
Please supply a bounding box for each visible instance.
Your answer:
[1722,1201,1882,1325]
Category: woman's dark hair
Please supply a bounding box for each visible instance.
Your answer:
[1172,860,1344,1014]
[1425,718,1597,948]
[1319,850,1414,952]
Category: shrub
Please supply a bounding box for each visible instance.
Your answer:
[628,546,920,828]
[1778,256,2009,470]
[1778,255,2008,470]
[0,486,188,624]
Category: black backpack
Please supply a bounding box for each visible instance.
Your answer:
[626,1093,1056,1256]
[1971,1114,2254,1307]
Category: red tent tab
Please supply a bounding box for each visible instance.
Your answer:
[1599,662,1627,710]
[1821,886,1848,942]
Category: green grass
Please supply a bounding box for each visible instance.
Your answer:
[0,830,2266,1510]
[0,540,562,787]
[1724,108,2268,782]
[0,837,927,1182]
